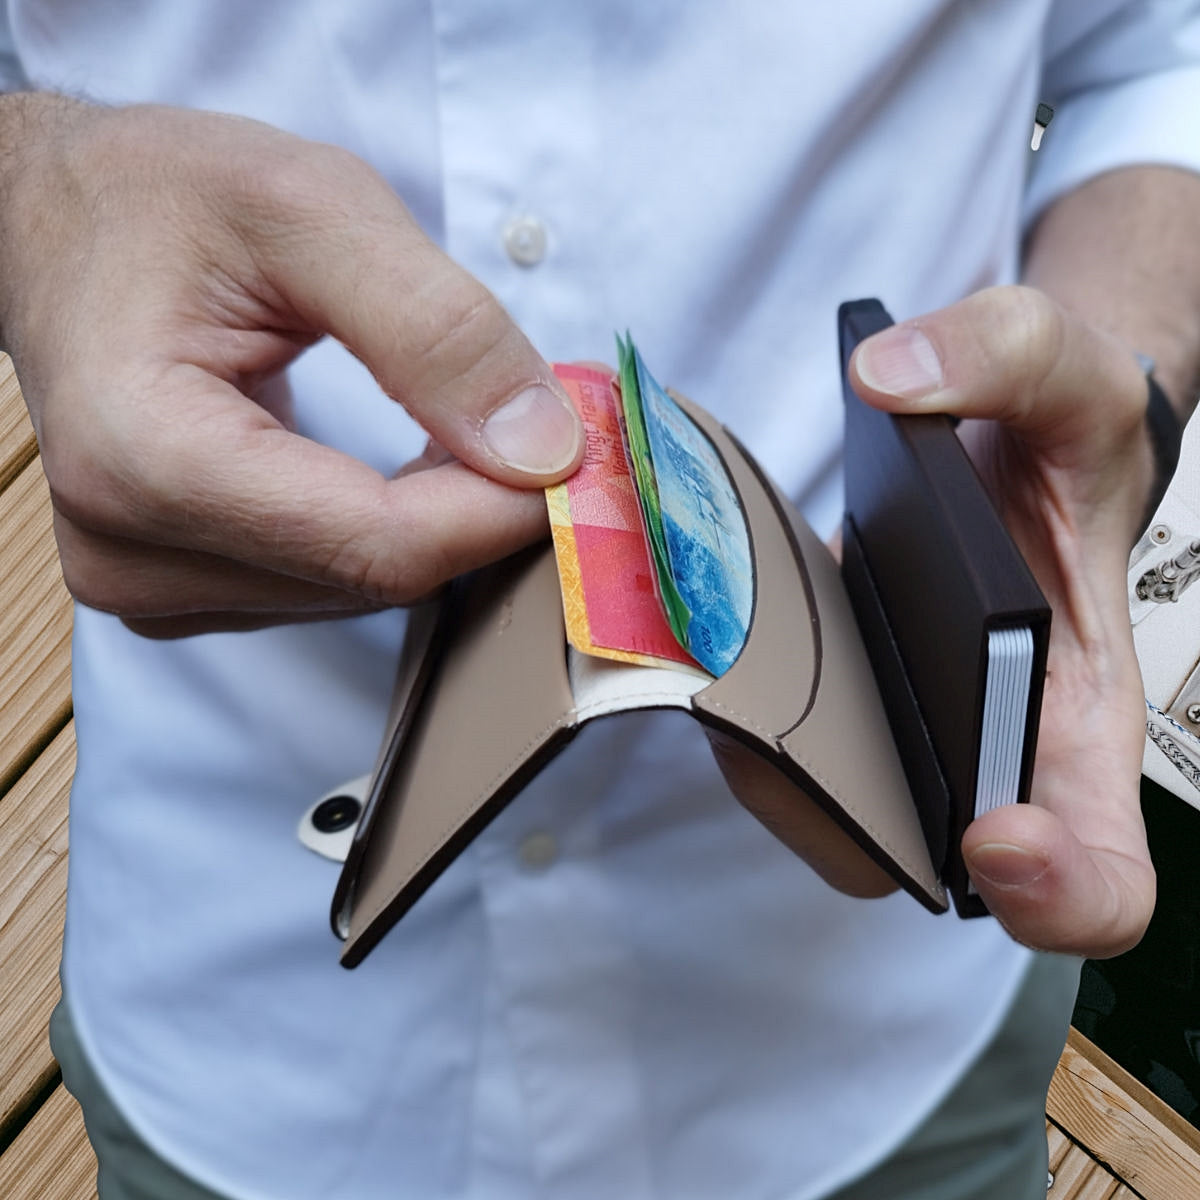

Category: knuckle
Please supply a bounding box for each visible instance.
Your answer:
[37,377,167,538]
[51,512,155,618]
[256,140,369,209]
[965,286,1063,423]
[394,276,513,395]
[56,547,124,613]
[42,451,117,534]
[1102,875,1156,958]
[120,616,188,640]
[307,484,446,604]
[322,541,392,603]
[324,531,450,606]
[229,136,394,249]
[1083,911,1145,960]
[299,139,383,193]
[999,286,1063,402]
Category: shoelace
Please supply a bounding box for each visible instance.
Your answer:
[1145,700,1200,792]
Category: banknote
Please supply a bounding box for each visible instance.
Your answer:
[615,334,692,646]
[630,342,753,677]
[545,344,752,679]
[547,363,702,671]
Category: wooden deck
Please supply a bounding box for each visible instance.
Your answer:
[0,352,1197,1198]
[0,353,91,1198]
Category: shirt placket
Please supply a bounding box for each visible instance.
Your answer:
[432,3,653,1194]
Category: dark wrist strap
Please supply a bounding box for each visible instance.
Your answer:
[1143,371,1184,531]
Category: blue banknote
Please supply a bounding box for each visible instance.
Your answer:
[632,344,752,676]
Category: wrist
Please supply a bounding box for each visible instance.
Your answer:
[0,92,92,353]
[1022,166,1200,428]
[0,90,86,190]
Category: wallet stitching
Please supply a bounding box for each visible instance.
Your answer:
[701,696,775,740]
[573,692,696,722]
[703,695,938,892]
[354,714,574,934]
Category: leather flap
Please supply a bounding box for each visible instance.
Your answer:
[338,545,578,966]
[684,403,945,911]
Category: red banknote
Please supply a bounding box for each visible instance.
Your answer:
[547,363,703,672]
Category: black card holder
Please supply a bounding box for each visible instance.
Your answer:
[841,515,952,875]
[839,299,1051,916]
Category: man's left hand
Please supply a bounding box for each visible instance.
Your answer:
[716,285,1157,960]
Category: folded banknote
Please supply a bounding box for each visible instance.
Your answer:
[546,340,753,678]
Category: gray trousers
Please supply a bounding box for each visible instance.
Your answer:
[51,952,1079,1200]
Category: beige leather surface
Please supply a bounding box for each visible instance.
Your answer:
[342,546,577,961]
[773,503,944,903]
[682,403,944,908]
[338,392,946,964]
[683,411,820,744]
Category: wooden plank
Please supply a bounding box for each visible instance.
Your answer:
[1067,1027,1200,1155]
[0,457,72,795]
[1048,1138,1114,1199]
[1048,1027,1200,1200]
[0,725,75,1142]
[1066,1169,1119,1200]
[1047,1119,1072,1172]
[0,354,37,494]
[0,1084,96,1200]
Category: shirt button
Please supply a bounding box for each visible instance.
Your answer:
[518,830,558,870]
[503,215,548,267]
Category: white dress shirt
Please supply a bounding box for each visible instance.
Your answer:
[4,2,1200,1197]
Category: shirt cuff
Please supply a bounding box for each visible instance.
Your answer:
[1023,64,1200,229]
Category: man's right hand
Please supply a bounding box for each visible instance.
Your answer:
[0,95,583,636]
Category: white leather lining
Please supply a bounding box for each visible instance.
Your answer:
[568,647,707,721]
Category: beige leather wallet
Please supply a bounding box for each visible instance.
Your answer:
[332,393,947,968]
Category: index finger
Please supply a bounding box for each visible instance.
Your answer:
[232,137,584,484]
[57,369,551,604]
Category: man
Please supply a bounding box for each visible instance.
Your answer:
[1,3,1199,1197]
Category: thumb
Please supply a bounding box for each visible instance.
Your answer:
[848,285,1147,460]
[244,143,583,486]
